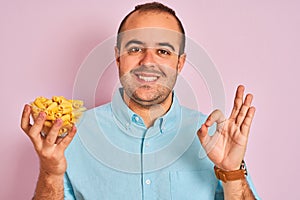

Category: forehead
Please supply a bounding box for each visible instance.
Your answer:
[120,11,182,46]
[119,28,182,48]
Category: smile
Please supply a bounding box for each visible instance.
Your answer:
[137,75,158,82]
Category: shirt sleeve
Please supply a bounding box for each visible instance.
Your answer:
[214,181,224,200]
[64,173,76,200]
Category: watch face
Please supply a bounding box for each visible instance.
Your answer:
[240,160,248,175]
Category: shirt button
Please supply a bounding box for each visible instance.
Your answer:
[145,142,150,147]
[145,179,151,185]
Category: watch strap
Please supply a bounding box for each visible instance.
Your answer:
[214,161,247,183]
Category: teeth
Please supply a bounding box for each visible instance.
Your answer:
[138,75,158,82]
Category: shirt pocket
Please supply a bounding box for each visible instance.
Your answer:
[169,170,218,200]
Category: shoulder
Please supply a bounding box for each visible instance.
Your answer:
[179,105,208,126]
[88,102,112,115]
[77,102,112,124]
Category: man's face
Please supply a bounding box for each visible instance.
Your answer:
[116,11,186,107]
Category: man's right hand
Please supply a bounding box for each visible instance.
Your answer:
[20,104,76,176]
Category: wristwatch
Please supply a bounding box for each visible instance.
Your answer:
[214,160,248,183]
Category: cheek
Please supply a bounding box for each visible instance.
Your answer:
[161,60,180,75]
[161,57,180,70]
[118,56,139,75]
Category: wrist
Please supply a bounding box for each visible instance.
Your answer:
[39,168,65,181]
[39,159,67,177]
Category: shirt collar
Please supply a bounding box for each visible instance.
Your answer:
[111,88,181,137]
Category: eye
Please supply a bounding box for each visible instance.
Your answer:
[157,49,171,56]
[128,47,143,54]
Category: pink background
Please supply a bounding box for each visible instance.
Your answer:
[1,0,299,199]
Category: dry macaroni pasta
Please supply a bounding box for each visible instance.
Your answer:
[31,96,86,137]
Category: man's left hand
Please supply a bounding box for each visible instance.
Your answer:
[197,85,256,171]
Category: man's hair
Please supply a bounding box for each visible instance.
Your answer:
[116,2,186,55]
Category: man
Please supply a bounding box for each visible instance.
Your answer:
[21,2,259,199]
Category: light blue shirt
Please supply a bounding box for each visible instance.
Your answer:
[64,89,259,200]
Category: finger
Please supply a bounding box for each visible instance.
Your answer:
[55,137,64,144]
[43,119,62,147]
[236,93,253,126]
[197,124,210,146]
[197,123,222,157]
[57,126,77,151]
[241,106,256,136]
[29,112,46,140]
[205,109,226,127]
[229,85,245,120]
[21,104,32,133]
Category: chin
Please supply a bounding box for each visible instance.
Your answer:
[133,92,171,107]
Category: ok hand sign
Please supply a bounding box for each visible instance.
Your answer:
[197,85,256,171]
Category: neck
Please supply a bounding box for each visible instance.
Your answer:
[123,92,173,128]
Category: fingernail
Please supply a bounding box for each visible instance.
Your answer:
[38,112,45,119]
[24,105,29,113]
[55,118,62,125]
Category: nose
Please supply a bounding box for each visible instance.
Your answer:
[139,48,155,65]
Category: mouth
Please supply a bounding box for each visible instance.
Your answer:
[134,71,161,83]
[137,74,159,82]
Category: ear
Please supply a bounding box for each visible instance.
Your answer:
[114,46,120,67]
[177,53,186,73]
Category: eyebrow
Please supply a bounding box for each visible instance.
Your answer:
[124,40,176,52]
[158,42,175,51]
[124,40,144,48]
